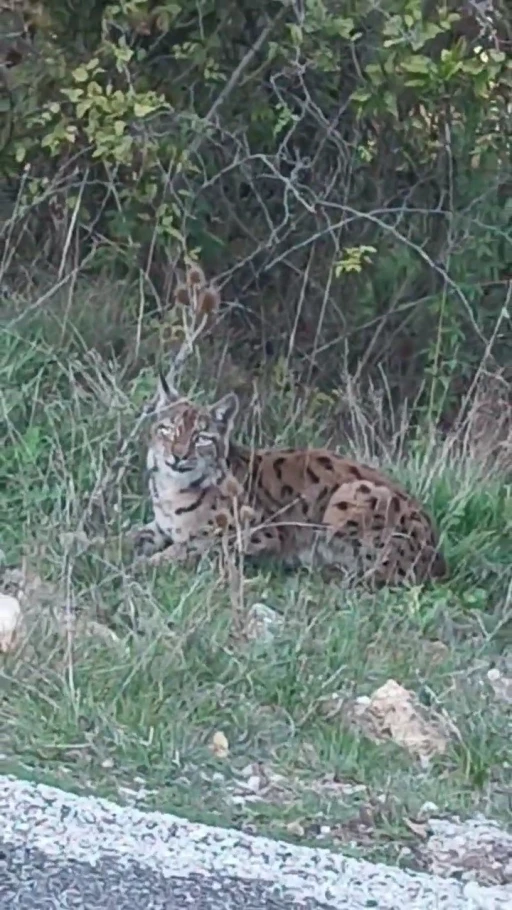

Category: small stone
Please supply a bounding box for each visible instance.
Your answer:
[0,592,22,653]
[210,730,229,759]
[246,603,282,643]
[419,801,440,818]
[286,820,305,837]
[487,668,512,704]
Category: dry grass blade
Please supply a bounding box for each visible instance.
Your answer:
[77,263,220,531]
[165,263,221,388]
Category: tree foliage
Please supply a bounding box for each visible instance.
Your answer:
[1,0,511,413]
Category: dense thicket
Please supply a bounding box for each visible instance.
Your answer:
[1,0,511,416]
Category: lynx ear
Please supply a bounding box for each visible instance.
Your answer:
[156,370,180,408]
[210,392,239,430]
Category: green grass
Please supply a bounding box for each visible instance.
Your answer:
[1,292,511,872]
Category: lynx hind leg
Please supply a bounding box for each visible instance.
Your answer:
[322,480,439,585]
[231,509,283,558]
[322,479,404,528]
[244,522,282,557]
[320,481,405,582]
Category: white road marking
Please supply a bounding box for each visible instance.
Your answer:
[1,775,510,909]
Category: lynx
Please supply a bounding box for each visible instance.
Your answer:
[133,376,447,587]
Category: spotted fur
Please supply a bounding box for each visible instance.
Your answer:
[133,376,447,586]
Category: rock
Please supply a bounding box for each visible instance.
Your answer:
[0,592,22,653]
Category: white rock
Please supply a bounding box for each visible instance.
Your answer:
[240,764,254,778]
[486,668,512,704]
[0,592,22,653]
[419,801,440,818]
[246,603,282,642]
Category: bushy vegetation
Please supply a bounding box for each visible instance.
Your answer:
[1,0,511,408]
[1,0,511,875]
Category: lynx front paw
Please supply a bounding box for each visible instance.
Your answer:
[147,548,171,567]
[148,542,196,567]
[131,523,163,559]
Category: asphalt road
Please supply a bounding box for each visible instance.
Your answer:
[1,776,510,910]
[1,843,332,909]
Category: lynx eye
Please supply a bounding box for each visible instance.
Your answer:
[196,433,215,448]
[157,424,173,437]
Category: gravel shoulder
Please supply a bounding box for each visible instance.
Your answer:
[1,775,511,910]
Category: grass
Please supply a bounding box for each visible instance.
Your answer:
[1,281,511,874]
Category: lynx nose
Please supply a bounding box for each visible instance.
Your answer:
[171,434,193,459]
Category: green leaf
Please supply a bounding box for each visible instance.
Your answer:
[331,17,355,40]
[133,101,156,118]
[351,89,371,104]
[72,67,89,83]
[401,55,431,74]
[61,89,83,103]
[76,100,92,118]
[383,91,398,118]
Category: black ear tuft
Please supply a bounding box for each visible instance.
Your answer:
[210,392,239,429]
[156,370,180,407]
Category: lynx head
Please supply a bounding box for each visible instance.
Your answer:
[148,372,239,487]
